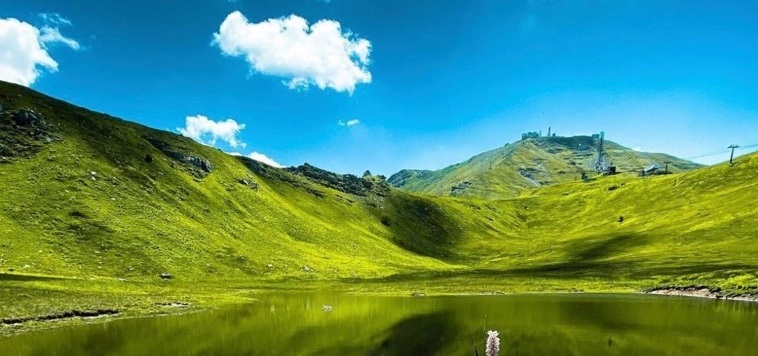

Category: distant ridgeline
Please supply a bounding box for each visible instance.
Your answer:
[388,129,703,199]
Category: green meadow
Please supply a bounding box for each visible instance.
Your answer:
[0,80,756,335]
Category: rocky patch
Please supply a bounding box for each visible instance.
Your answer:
[145,137,213,177]
[645,285,758,302]
[0,108,59,158]
[2,309,119,325]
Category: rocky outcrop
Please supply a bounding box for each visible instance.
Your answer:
[165,151,213,173]
[288,163,391,197]
[0,108,57,158]
[450,181,472,196]
[645,285,758,302]
[146,137,213,177]
[13,109,46,127]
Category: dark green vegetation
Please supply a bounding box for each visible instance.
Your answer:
[0,80,756,335]
[389,135,701,199]
[2,293,756,355]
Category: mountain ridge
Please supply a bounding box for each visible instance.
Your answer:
[388,135,702,199]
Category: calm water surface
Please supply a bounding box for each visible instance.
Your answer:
[1,293,756,355]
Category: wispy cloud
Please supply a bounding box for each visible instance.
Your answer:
[177,115,246,148]
[212,11,372,94]
[39,26,80,50]
[38,13,72,26]
[338,119,360,127]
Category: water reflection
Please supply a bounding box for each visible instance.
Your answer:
[1,293,756,355]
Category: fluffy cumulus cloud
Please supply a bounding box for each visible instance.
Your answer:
[228,151,283,168]
[0,15,79,86]
[212,11,372,94]
[338,119,360,127]
[178,115,246,148]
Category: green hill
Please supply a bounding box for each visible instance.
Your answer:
[0,81,756,333]
[388,135,702,199]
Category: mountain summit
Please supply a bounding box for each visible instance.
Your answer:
[388,135,702,199]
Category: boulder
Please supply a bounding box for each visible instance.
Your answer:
[13,109,45,127]
[186,155,213,173]
[159,272,173,280]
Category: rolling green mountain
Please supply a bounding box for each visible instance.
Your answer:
[389,135,702,199]
[0,80,756,318]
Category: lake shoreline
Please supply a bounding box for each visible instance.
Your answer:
[3,284,757,338]
[645,286,758,302]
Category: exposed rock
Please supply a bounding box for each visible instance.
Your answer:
[288,163,391,197]
[146,137,213,175]
[411,292,426,297]
[237,178,259,190]
[321,305,333,312]
[645,285,758,302]
[159,272,173,280]
[185,155,213,173]
[301,265,313,272]
[450,181,472,196]
[0,108,56,158]
[13,109,46,127]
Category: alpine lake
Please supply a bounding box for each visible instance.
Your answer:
[1,293,756,355]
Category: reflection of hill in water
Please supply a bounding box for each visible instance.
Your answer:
[2,293,756,355]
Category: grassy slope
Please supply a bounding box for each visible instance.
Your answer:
[388,135,702,200]
[0,81,468,282]
[0,81,756,334]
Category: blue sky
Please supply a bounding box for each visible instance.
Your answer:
[1,0,756,174]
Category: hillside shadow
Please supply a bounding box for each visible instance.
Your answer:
[371,193,463,260]
[367,311,460,356]
[352,231,756,282]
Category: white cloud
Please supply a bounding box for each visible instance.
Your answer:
[39,27,80,50]
[229,151,283,167]
[633,147,642,152]
[338,119,360,127]
[178,115,246,148]
[246,151,283,168]
[212,11,372,94]
[38,13,72,26]
[0,16,79,86]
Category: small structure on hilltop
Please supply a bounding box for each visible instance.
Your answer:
[639,163,661,176]
[521,131,540,140]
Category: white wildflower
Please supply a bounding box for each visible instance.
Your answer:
[486,330,500,356]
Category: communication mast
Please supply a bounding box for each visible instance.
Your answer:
[592,131,616,175]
